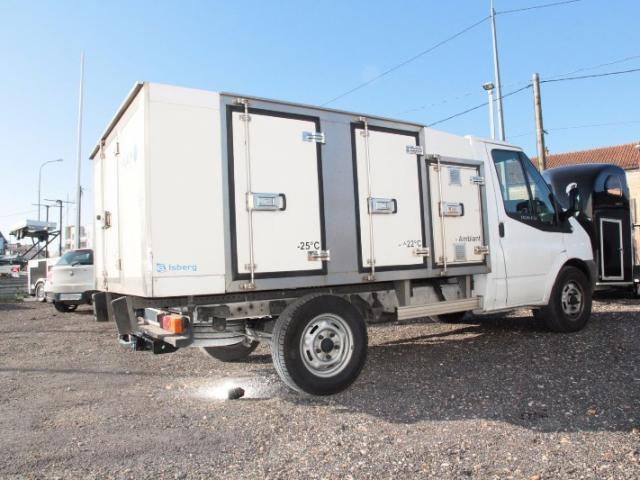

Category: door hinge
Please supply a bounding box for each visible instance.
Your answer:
[470,175,485,185]
[413,247,430,257]
[302,131,325,144]
[117,258,122,270]
[406,145,424,155]
[307,250,330,262]
[474,245,490,256]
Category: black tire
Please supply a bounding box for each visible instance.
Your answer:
[534,266,592,333]
[200,339,259,362]
[271,294,368,396]
[434,311,468,324]
[54,302,78,313]
[35,282,46,302]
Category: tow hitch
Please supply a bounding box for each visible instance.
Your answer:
[118,334,177,355]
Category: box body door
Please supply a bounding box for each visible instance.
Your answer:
[600,217,624,280]
[99,138,122,290]
[228,107,326,278]
[352,124,426,273]
[429,161,486,266]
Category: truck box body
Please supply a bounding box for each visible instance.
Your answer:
[93,82,597,396]
[91,83,492,298]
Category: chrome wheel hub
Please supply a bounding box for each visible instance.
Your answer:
[561,281,584,318]
[300,314,354,378]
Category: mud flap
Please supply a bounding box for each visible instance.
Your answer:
[92,292,109,322]
[111,296,138,336]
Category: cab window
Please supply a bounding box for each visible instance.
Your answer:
[492,149,557,227]
[521,157,557,226]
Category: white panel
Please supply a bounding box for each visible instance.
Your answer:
[354,128,424,269]
[92,157,104,287]
[430,163,485,265]
[232,111,323,275]
[101,137,121,288]
[114,95,146,295]
[149,91,225,294]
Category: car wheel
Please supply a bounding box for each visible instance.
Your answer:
[35,283,46,302]
[534,266,592,333]
[271,294,368,395]
[200,339,259,362]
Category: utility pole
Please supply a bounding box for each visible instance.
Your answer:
[490,0,506,141]
[74,51,85,249]
[532,73,547,171]
[483,82,496,140]
[45,198,75,256]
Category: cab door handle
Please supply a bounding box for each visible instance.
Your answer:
[499,222,505,238]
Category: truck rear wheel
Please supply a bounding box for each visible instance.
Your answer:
[535,266,592,333]
[271,294,367,395]
[200,339,259,362]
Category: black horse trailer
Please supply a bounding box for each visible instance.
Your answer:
[543,163,639,293]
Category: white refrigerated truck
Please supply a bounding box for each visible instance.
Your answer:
[91,82,595,395]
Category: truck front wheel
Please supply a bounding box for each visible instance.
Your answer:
[271,294,367,395]
[535,266,592,333]
[200,339,259,362]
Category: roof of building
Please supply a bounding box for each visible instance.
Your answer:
[536,142,640,171]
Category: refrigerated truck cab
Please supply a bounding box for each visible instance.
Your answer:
[91,83,595,395]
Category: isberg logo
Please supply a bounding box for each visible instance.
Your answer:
[156,262,197,273]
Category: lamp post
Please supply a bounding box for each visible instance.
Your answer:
[38,159,63,221]
[483,82,496,140]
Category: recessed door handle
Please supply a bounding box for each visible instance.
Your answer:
[499,222,505,238]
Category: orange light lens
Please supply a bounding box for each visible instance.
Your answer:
[161,314,185,334]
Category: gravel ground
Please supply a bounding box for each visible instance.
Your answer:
[1,296,639,479]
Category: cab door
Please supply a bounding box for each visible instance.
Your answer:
[489,148,566,307]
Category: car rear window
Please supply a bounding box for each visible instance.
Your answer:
[57,250,93,266]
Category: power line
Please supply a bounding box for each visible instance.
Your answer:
[541,67,640,83]
[544,54,640,81]
[425,67,640,128]
[398,52,640,117]
[0,209,38,219]
[321,16,490,106]
[498,0,582,15]
[322,0,585,107]
[509,120,640,139]
[427,84,532,128]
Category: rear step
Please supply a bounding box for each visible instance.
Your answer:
[396,297,481,321]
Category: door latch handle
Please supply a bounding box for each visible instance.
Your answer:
[499,222,505,238]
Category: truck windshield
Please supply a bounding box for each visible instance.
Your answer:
[57,250,93,266]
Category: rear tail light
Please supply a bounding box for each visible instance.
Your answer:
[161,314,187,334]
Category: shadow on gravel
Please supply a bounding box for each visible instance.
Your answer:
[0,303,32,311]
[304,309,640,433]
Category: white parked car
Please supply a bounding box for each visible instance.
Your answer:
[45,249,96,313]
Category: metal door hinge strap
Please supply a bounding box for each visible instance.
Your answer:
[414,247,430,257]
[406,145,424,155]
[303,132,325,143]
[474,245,490,255]
[307,250,330,261]
[470,176,485,185]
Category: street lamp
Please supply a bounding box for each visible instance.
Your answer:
[38,159,63,221]
[483,82,496,140]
